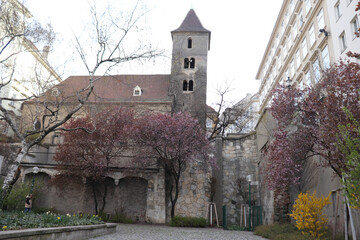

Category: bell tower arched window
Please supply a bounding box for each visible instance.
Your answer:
[188,38,192,48]
[189,80,194,91]
[184,58,189,68]
[183,80,188,91]
[182,80,194,92]
[190,58,195,68]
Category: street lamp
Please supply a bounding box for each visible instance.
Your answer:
[30,167,39,194]
[246,174,252,231]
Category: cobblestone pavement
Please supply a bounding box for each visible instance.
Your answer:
[88,224,268,240]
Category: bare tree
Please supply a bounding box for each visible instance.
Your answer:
[208,82,257,140]
[0,0,161,205]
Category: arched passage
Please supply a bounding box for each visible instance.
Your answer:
[23,172,52,210]
[112,177,148,222]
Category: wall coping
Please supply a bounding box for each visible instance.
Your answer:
[0,223,117,240]
[223,132,256,140]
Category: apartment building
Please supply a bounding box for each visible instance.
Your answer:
[224,93,259,135]
[256,0,359,113]
[254,0,360,232]
[326,0,360,60]
[0,0,61,136]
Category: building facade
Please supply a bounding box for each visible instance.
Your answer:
[254,0,360,235]
[0,0,61,137]
[16,9,213,224]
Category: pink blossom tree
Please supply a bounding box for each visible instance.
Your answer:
[132,112,215,218]
[53,108,135,214]
[264,60,360,208]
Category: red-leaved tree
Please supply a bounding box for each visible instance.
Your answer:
[53,108,135,214]
[264,60,360,207]
[132,112,215,219]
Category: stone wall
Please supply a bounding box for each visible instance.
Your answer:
[20,163,166,224]
[173,162,211,220]
[213,133,259,226]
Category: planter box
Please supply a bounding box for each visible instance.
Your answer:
[0,223,117,240]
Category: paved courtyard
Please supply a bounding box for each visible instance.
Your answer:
[88,224,268,240]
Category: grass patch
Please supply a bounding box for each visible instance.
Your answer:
[169,216,207,228]
[254,223,345,240]
[227,225,248,231]
[254,224,310,240]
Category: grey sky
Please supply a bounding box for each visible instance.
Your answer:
[26,0,283,107]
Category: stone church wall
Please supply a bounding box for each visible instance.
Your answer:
[213,133,258,226]
[173,162,211,220]
[20,161,166,224]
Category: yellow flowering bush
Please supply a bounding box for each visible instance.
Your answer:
[289,191,331,239]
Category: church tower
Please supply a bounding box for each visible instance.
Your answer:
[169,9,211,127]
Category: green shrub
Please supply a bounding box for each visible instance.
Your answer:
[3,179,44,211]
[169,216,207,228]
[109,212,133,224]
[32,207,59,214]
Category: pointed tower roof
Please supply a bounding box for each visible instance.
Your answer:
[171,9,211,49]
[172,9,210,33]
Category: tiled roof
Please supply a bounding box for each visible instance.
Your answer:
[47,75,172,103]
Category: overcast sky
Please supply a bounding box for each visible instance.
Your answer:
[25,0,283,107]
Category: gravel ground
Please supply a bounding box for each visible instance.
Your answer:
[88,224,268,240]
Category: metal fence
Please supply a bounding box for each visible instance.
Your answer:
[222,204,262,231]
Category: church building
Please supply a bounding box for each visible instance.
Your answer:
[19,9,213,223]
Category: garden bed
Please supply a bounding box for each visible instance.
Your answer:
[0,223,117,240]
[0,211,103,230]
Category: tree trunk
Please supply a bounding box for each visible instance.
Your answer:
[91,182,98,215]
[170,174,180,219]
[0,142,29,207]
[100,181,108,213]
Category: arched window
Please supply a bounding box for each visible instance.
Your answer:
[188,38,192,48]
[189,80,194,91]
[190,58,195,68]
[51,87,59,96]
[133,85,142,96]
[183,80,188,91]
[184,58,189,68]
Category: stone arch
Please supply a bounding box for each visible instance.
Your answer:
[112,177,148,222]
[23,171,53,210]
[22,167,57,180]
